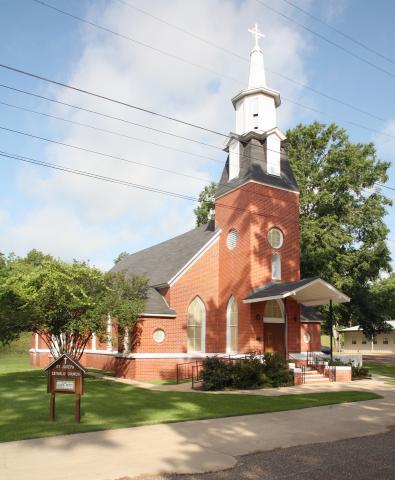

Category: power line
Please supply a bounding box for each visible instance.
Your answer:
[31,0,240,84]
[0,84,223,151]
[107,0,390,124]
[2,60,395,158]
[30,0,391,126]
[254,0,395,80]
[3,149,395,237]
[2,96,395,200]
[0,62,228,139]
[2,118,394,218]
[0,149,299,224]
[0,150,196,200]
[0,100,223,165]
[0,104,284,170]
[3,81,395,150]
[0,124,214,183]
[281,0,395,67]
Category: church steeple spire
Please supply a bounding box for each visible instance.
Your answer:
[247,24,266,88]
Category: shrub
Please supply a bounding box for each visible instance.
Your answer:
[232,356,264,389]
[262,353,293,387]
[202,357,233,391]
[351,363,370,379]
[201,353,294,390]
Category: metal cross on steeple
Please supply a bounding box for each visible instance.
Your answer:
[248,23,265,48]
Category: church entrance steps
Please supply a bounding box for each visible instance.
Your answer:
[304,369,330,383]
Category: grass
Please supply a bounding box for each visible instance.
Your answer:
[145,378,190,385]
[321,334,330,348]
[367,364,395,378]
[0,352,381,443]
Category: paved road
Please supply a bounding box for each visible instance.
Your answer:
[138,427,395,480]
[363,354,395,365]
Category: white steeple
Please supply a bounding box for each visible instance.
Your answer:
[230,24,281,136]
[225,25,286,181]
[247,23,266,88]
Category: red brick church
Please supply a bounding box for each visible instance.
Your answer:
[30,25,349,380]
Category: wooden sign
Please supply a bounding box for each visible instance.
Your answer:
[44,353,86,422]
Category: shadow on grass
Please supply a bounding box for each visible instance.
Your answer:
[0,368,381,445]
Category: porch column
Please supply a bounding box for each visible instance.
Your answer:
[283,298,288,358]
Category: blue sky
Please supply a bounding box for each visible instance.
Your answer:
[1,0,395,270]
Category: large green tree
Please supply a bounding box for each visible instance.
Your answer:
[286,123,392,336]
[194,122,392,336]
[0,251,148,359]
[194,181,216,226]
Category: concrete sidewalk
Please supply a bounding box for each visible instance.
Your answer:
[1,381,394,480]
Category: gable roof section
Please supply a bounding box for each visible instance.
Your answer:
[300,305,324,323]
[143,288,176,317]
[44,353,86,372]
[341,320,395,332]
[243,277,350,306]
[215,135,299,199]
[111,221,218,288]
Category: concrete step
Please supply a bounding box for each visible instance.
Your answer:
[305,375,330,383]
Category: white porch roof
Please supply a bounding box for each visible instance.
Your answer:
[243,277,350,306]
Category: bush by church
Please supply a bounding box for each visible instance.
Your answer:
[202,353,293,391]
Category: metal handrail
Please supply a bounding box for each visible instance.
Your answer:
[191,363,203,390]
[176,360,202,384]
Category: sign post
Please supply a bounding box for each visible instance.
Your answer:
[45,353,86,422]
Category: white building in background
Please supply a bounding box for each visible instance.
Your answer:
[342,321,395,353]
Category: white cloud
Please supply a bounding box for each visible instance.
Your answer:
[2,0,312,267]
[374,120,395,159]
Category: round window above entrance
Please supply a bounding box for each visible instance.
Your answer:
[227,229,239,250]
[267,228,283,249]
[303,332,311,344]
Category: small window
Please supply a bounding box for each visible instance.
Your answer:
[226,297,238,354]
[227,229,238,250]
[229,141,240,180]
[271,253,281,280]
[153,329,166,343]
[383,338,389,345]
[303,332,311,344]
[362,339,367,345]
[187,297,206,353]
[373,338,377,344]
[351,339,357,345]
[268,228,284,249]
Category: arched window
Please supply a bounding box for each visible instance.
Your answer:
[187,297,206,353]
[264,300,284,323]
[226,296,238,353]
[271,253,281,280]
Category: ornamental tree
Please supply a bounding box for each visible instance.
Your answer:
[0,251,147,360]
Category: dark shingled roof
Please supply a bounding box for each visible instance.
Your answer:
[144,288,176,316]
[215,136,299,198]
[244,278,319,301]
[111,220,217,287]
[300,305,324,323]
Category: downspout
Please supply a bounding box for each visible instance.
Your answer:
[329,299,333,362]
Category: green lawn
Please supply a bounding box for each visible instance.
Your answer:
[368,364,395,378]
[0,353,381,443]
